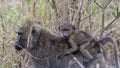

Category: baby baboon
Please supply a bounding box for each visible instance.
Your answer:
[58,22,119,68]
[58,21,96,60]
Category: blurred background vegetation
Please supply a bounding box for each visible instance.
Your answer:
[0,0,120,68]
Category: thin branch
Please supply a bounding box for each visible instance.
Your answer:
[82,5,90,15]
[58,9,104,24]
[104,0,112,8]
[101,16,120,33]
[49,0,60,24]
[101,9,105,37]
[94,0,103,9]
[73,0,83,29]
[71,54,85,68]
[33,0,37,18]
[80,9,103,22]
[49,0,58,17]
[0,12,5,53]
[100,0,112,37]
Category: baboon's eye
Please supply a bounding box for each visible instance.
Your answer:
[31,27,35,33]
[32,29,35,34]
[17,32,23,35]
[62,29,70,31]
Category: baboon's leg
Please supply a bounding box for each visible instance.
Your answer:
[79,42,93,60]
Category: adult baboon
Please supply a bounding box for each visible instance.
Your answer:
[15,21,84,68]
[15,21,64,68]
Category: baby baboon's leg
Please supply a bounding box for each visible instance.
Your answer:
[79,42,93,60]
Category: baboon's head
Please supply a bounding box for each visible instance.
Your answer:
[28,23,53,49]
[58,21,75,39]
[28,24,43,48]
[15,21,33,51]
